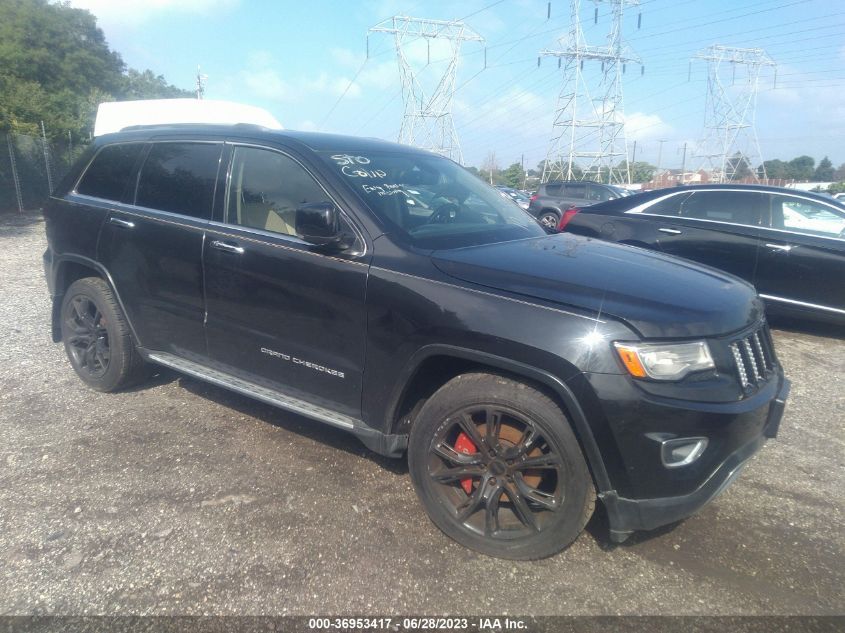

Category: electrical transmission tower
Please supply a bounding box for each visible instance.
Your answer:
[541,0,641,184]
[692,45,775,182]
[369,16,484,163]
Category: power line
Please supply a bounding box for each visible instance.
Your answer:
[319,58,370,127]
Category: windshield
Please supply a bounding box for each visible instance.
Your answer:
[321,151,546,249]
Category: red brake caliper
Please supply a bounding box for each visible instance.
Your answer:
[454,432,478,494]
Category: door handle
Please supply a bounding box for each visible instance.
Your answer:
[658,227,682,235]
[765,243,794,253]
[109,217,135,229]
[210,240,245,255]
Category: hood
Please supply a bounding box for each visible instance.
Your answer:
[432,234,764,338]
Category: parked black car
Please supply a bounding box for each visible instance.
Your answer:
[528,180,632,229]
[43,126,789,559]
[560,184,845,325]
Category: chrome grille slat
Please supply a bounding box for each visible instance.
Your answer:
[730,324,776,392]
[730,342,750,388]
[742,339,762,382]
[752,332,769,372]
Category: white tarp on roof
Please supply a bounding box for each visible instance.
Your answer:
[93,99,283,136]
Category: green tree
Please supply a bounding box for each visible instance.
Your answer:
[727,152,752,180]
[834,163,845,181]
[627,161,656,183]
[0,0,191,141]
[814,156,834,181]
[121,69,193,100]
[787,155,815,180]
[501,162,524,188]
[762,159,789,179]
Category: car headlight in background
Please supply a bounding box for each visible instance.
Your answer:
[613,341,714,380]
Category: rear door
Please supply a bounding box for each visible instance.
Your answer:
[98,140,223,356]
[202,143,370,417]
[755,193,845,316]
[649,189,765,284]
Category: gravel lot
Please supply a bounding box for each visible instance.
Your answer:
[0,212,843,616]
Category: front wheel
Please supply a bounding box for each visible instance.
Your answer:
[408,373,595,559]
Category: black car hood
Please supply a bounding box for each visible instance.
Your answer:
[431,234,763,338]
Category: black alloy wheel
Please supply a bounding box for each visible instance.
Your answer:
[60,277,148,392]
[427,405,562,539]
[64,295,110,378]
[409,373,594,559]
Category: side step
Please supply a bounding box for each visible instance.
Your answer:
[146,351,359,431]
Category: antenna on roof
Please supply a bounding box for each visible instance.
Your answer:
[195,65,208,100]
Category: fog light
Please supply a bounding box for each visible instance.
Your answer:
[660,437,708,468]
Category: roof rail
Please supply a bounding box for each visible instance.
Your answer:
[94,99,283,137]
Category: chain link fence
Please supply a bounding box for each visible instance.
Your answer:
[1,130,89,214]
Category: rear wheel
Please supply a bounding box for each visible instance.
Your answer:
[60,277,148,392]
[537,211,560,230]
[408,373,594,559]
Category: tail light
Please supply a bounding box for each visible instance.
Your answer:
[557,207,580,231]
[530,194,538,203]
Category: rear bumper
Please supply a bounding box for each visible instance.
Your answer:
[602,376,790,540]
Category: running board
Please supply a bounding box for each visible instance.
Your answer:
[145,351,359,431]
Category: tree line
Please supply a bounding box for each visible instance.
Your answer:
[0,0,191,142]
[468,154,845,190]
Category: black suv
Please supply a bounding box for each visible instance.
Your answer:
[43,125,789,559]
[528,180,631,229]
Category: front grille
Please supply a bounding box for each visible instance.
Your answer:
[729,324,777,390]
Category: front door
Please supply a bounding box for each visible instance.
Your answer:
[202,144,370,417]
[755,193,845,316]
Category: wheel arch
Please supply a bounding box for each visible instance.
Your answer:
[51,255,140,346]
[387,345,613,494]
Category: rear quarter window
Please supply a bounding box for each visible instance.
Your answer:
[641,192,691,217]
[75,143,145,201]
[135,142,222,219]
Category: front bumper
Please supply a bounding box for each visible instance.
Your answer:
[601,375,790,541]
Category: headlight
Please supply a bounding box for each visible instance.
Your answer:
[613,341,714,381]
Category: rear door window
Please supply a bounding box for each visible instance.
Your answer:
[543,184,561,196]
[75,143,145,201]
[564,184,586,199]
[587,184,614,202]
[135,142,222,219]
[680,191,763,226]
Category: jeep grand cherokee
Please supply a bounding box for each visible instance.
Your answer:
[43,125,789,559]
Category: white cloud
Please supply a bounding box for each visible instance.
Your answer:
[239,51,367,105]
[330,47,362,69]
[242,68,293,102]
[68,0,239,25]
[623,111,674,141]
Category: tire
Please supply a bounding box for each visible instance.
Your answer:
[408,373,595,560]
[537,211,560,230]
[60,277,148,392]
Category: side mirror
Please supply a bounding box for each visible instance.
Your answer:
[295,202,344,248]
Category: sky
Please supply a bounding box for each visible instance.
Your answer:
[69,0,845,172]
